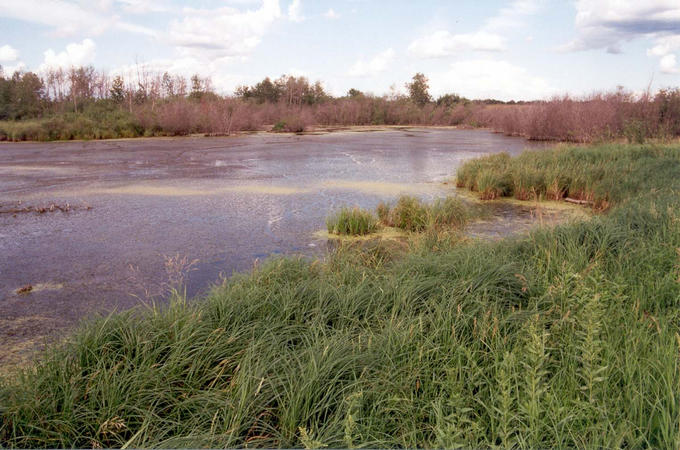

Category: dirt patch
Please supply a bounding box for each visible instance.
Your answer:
[314,226,408,242]
[0,315,55,375]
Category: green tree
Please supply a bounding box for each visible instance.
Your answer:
[110,76,125,104]
[406,72,431,106]
[250,77,282,103]
[0,71,45,120]
[436,93,463,107]
[190,74,204,100]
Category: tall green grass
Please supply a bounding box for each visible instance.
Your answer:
[456,143,680,208]
[378,195,471,232]
[328,196,472,236]
[2,143,680,448]
[326,207,378,235]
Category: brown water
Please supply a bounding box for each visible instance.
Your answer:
[0,128,549,366]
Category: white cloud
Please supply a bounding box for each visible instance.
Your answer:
[408,0,540,58]
[429,59,554,101]
[485,0,541,30]
[116,0,168,14]
[561,1,680,74]
[39,38,97,70]
[348,48,395,77]
[0,44,19,63]
[167,0,281,58]
[324,8,339,19]
[659,54,679,73]
[408,30,505,58]
[287,0,304,22]
[562,0,680,52]
[0,0,155,37]
[0,62,25,75]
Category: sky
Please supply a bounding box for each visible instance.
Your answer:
[0,0,679,101]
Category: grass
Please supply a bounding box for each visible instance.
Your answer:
[378,195,472,232]
[326,207,378,235]
[456,143,680,208]
[2,143,680,448]
[327,196,473,237]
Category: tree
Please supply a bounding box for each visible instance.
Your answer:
[436,93,464,107]
[190,74,204,100]
[406,72,431,106]
[110,76,125,104]
[347,88,363,98]
[234,85,250,98]
[161,72,175,97]
[134,82,147,105]
[250,77,282,103]
[0,71,45,120]
[68,66,96,113]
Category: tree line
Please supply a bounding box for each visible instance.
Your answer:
[0,65,481,121]
[2,64,678,144]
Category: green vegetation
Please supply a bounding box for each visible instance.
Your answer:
[326,207,379,236]
[456,144,680,208]
[378,195,471,232]
[327,196,472,237]
[2,143,680,448]
[0,109,143,141]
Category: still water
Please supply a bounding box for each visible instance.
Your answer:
[0,128,547,365]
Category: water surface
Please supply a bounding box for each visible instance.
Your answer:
[0,128,547,366]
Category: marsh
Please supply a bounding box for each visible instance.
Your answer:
[0,127,547,366]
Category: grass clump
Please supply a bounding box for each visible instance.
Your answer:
[326,207,378,235]
[384,195,430,231]
[378,195,472,232]
[2,143,680,448]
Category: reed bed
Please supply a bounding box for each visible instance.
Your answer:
[2,143,680,448]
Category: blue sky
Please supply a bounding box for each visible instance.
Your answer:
[0,0,679,100]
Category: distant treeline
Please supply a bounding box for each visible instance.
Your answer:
[1,65,679,143]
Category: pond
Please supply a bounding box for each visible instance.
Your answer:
[0,127,549,366]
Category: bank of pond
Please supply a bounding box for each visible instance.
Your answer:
[2,143,680,448]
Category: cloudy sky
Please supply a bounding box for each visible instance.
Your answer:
[0,0,679,100]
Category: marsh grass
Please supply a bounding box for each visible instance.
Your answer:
[2,143,680,448]
[326,207,378,235]
[328,196,473,237]
[378,195,473,232]
[456,144,680,208]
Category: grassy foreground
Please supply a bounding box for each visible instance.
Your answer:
[2,144,680,448]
